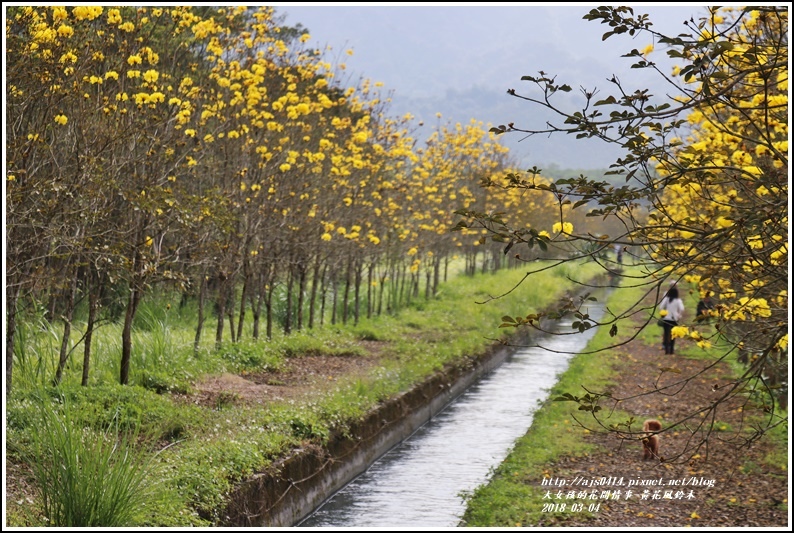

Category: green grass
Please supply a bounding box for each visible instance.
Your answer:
[8,393,172,527]
[460,267,789,526]
[7,259,608,527]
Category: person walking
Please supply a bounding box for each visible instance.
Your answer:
[659,285,685,354]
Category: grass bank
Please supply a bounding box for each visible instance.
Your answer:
[6,259,606,527]
[459,268,788,527]
[459,273,635,526]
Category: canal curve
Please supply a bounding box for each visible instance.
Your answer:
[299,295,607,527]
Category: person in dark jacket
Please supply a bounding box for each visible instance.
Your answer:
[659,285,685,354]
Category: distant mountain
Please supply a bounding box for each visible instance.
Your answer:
[387,83,629,170]
[278,4,699,171]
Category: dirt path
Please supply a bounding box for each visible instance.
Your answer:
[537,331,789,527]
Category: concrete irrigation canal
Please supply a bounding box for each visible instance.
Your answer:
[295,295,608,527]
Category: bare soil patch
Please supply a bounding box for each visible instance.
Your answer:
[188,349,384,408]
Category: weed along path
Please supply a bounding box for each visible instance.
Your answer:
[298,292,609,527]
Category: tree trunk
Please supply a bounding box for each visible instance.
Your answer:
[367,262,374,319]
[120,281,142,385]
[284,267,293,334]
[265,282,274,340]
[54,274,78,385]
[236,265,249,341]
[308,259,321,329]
[319,265,328,326]
[296,264,306,331]
[227,280,237,343]
[215,275,228,350]
[433,256,441,296]
[377,269,387,316]
[81,270,101,386]
[342,258,352,324]
[251,284,262,340]
[194,274,207,353]
[331,275,338,325]
[354,259,362,326]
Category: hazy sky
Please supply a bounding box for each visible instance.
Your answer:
[275,3,715,169]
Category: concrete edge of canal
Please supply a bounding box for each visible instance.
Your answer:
[221,335,526,527]
[220,276,614,527]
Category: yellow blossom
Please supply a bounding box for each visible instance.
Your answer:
[56,24,74,38]
[72,6,103,21]
[671,326,689,339]
[143,70,159,84]
[59,51,78,64]
[107,8,122,25]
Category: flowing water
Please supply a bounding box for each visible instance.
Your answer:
[299,296,607,528]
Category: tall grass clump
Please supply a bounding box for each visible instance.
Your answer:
[11,312,61,389]
[12,393,164,527]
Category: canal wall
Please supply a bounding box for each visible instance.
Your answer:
[221,333,530,527]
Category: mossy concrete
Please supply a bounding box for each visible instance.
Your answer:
[221,339,524,527]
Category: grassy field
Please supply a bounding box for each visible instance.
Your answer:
[6,259,608,527]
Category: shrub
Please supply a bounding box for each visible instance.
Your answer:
[11,394,165,526]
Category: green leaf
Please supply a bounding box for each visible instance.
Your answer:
[553,393,578,402]
[594,95,618,106]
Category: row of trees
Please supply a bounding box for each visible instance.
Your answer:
[461,6,788,436]
[6,6,607,391]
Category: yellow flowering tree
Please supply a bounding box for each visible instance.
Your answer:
[462,6,788,448]
[6,6,226,385]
